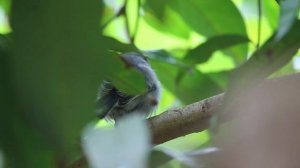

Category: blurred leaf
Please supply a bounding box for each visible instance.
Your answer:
[0,0,10,14]
[10,0,105,156]
[150,55,223,104]
[184,34,250,66]
[182,147,219,168]
[149,150,173,168]
[144,0,168,20]
[110,66,147,95]
[125,0,139,38]
[0,34,10,52]
[169,0,248,63]
[154,147,219,168]
[0,150,3,168]
[276,0,300,40]
[150,59,180,93]
[143,49,187,68]
[206,70,230,90]
[101,0,124,26]
[176,69,223,104]
[143,5,191,39]
[102,36,139,52]
[0,36,56,167]
[82,114,150,168]
[263,0,280,30]
[101,51,147,95]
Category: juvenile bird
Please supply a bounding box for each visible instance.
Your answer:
[96,52,161,122]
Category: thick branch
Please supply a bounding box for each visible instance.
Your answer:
[148,93,224,144]
[148,73,300,145]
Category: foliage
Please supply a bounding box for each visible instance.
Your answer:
[0,0,299,167]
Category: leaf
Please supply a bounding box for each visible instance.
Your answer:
[153,147,219,168]
[150,56,223,104]
[150,59,179,93]
[0,34,10,53]
[143,5,192,39]
[10,0,106,156]
[184,34,250,66]
[144,0,168,20]
[0,0,10,14]
[102,36,139,53]
[110,67,147,95]
[143,49,187,68]
[149,150,173,168]
[101,51,148,95]
[276,0,300,40]
[82,114,151,168]
[176,69,223,104]
[0,151,3,168]
[263,0,280,30]
[0,36,56,167]
[168,0,248,63]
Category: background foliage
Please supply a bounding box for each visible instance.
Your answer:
[0,0,299,167]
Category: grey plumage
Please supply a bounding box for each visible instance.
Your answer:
[96,52,161,121]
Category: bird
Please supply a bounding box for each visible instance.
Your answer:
[96,52,161,122]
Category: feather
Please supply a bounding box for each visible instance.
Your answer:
[96,81,133,119]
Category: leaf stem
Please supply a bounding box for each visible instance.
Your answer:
[132,0,141,43]
[124,0,134,43]
[257,0,262,50]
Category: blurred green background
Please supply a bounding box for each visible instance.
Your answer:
[0,0,299,167]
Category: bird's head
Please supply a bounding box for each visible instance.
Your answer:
[120,52,148,69]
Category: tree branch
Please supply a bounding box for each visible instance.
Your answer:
[69,73,300,167]
[148,73,300,145]
[148,93,224,144]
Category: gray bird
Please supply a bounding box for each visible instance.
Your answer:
[96,52,161,122]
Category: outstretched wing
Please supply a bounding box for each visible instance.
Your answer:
[96,81,133,119]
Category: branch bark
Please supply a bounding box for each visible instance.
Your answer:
[148,93,224,144]
[148,73,300,145]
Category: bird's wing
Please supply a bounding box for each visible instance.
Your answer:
[96,81,134,119]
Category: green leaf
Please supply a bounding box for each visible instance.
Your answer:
[150,60,179,94]
[150,53,223,104]
[101,51,148,95]
[102,36,139,53]
[10,0,105,157]
[110,67,147,95]
[169,0,248,63]
[0,36,56,167]
[143,49,187,68]
[184,34,250,66]
[143,5,192,39]
[0,0,10,14]
[263,0,280,30]
[144,0,168,20]
[176,69,223,104]
[149,150,173,168]
[276,0,300,40]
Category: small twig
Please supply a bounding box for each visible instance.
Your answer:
[123,0,134,43]
[131,0,141,43]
